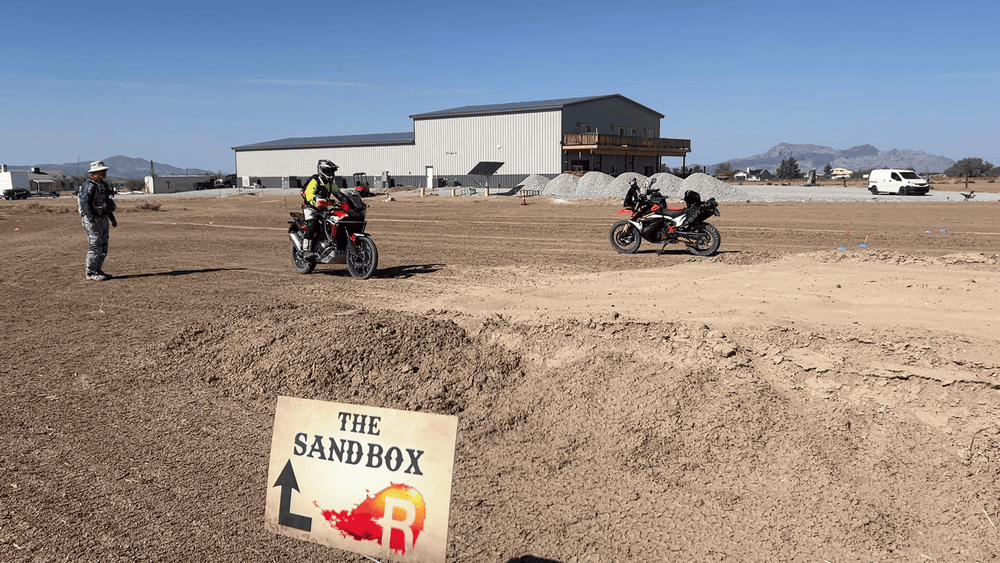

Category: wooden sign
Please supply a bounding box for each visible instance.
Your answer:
[265,396,459,562]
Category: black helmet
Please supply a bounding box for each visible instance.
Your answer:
[317,159,339,182]
[683,190,702,206]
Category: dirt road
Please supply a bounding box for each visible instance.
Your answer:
[2,193,998,562]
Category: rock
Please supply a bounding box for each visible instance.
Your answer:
[714,343,736,358]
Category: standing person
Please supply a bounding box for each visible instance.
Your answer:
[78,160,117,280]
[300,159,343,259]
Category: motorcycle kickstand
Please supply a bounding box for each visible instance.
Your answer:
[657,242,669,256]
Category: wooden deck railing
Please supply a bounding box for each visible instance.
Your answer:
[562,134,690,152]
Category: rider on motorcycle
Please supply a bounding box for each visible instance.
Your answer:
[301,159,344,259]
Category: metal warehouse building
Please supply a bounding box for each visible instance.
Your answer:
[231,94,691,191]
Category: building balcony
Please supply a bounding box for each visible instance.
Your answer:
[562,134,691,157]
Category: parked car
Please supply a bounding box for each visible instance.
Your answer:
[868,169,930,196]
[2,186,31,200]
[215,174,236,189]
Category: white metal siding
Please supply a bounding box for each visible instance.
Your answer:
[235,110,563,179]
[0,171,29,191]
[236,144,418,179]
[413,111,562,176]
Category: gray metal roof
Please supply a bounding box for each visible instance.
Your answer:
[232,131,414,151]
[408,94,664,119]
[234,95,665,151]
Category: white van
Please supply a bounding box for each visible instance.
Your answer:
[868,169,930,196]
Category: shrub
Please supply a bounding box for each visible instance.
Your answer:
[132,201,162,211]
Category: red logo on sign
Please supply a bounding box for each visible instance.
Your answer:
[315,483,426,554]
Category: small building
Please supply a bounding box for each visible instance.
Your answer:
[735,167,772,182]
[0,165,58,196]
[232,94,692,190]
[143,174,217,194]
[830,167,852,179]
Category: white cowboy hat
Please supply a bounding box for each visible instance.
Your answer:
[88,160,109,174]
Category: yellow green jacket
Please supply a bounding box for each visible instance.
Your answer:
[302,175,340,208]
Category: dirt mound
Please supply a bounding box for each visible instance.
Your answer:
[814,249,1000,269]
[135,299,1000,561]
[709,249,786,265]
[144,303,523,414]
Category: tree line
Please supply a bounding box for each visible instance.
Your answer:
[713,156,999,180]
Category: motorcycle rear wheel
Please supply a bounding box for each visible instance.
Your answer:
[346,236,378,279]
[609,221,641,254]
[291,242,316,274]
[684,223,721,256]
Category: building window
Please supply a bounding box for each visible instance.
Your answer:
[645,128,654,138]
[627,127,636,137]
[614,126,624,136]
[580,123,593,133]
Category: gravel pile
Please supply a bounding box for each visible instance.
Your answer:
[649,172,684,195]
[541,173,580,196]
[604,172,646,199]
[576,172,614,197]
[515,174,552,193]
[677,173,759,202]
[538,171,757,202]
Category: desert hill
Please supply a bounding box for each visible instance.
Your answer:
[717,143,955,174]
[4,155,217,179]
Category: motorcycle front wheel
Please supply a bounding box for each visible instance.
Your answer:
[684,223,721,256]
[291,242,316,274]
[346,236,379,279]
[609,221,641,254]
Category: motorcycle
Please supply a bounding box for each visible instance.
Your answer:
[288,190,379,279]
[609,178,721,256]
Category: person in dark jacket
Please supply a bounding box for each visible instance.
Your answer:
[78,160,117,280]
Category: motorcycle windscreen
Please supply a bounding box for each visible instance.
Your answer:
[341,191,366,219]
[624,185,640,208]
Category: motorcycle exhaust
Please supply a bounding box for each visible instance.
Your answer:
[289,232,303,250]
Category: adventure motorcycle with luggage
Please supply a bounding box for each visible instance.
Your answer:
[288,189,378,279]
[609,178,721,256]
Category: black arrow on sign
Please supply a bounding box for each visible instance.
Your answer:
[273,459,312,532]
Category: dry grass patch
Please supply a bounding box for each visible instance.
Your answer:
[130,201,162,211]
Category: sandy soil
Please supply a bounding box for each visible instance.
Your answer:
[2,192,999,562]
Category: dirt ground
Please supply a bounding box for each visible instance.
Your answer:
[2,191,999,562]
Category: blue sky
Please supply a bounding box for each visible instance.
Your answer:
[2,0,997,173]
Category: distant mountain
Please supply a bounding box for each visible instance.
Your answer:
[715,143,955,174]
[3,155,220,179]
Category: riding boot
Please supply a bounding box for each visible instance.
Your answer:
[96,253,111,279]
[301,238,316,259]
